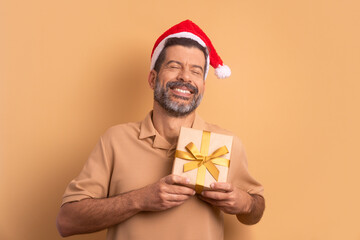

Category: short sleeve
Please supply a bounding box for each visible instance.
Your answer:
[61,136,113,206]
[228,136,264,196]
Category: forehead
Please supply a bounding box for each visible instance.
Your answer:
[164,45,206,66]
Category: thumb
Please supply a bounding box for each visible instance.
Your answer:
[164,174,190,186]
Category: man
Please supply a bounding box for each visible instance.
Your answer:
[56,20,265,240]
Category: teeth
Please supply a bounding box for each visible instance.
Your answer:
[174,88,191,94]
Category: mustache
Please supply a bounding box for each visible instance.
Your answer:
[166,81,199,94]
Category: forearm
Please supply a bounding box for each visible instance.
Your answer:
[56,174,195,237]
[56,190,140,237]
[236,194,265,225]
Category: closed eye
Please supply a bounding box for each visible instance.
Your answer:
[169,65,181,69]
[166,60,182,69]
[191,65,204,76]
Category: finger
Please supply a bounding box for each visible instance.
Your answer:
[165,193,192,202]
[167,184,196,196]
[157,199,187,210]
[197,195,230,209]
[201,190,229,200]
[164,174,190,186]
[197,195,222,206]
[197,194,211,203]
[210,182,233,192]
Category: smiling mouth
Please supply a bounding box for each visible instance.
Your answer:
[166,81,198,99]
[170,88,192,100]
[173,88,192,94]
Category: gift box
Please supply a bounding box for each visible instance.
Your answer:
[172,127,233,193]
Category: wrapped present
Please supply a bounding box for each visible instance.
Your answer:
[172,127,233,193]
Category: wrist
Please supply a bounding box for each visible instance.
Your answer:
[128,189,143,212]
[118,189,143,213]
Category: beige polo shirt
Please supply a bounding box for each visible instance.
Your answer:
[61,111,263,240]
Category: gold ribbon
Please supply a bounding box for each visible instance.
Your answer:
[175,131,230,193]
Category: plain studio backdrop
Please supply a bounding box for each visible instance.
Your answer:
[1,0,359,239]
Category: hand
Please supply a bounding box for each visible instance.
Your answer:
[197,182,254,215]
[137,174,196,211]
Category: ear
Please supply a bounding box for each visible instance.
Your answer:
[148,70,157,90]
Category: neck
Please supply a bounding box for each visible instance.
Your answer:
[152,102,196,145]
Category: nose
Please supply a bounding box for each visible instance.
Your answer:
[177,68,191,82]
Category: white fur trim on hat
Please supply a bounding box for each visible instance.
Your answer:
[214,65,231,79]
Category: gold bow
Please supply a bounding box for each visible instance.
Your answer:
[175,131,230,193]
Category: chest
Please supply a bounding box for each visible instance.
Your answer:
[108,141,176,195]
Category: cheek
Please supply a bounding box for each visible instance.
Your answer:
[165,71,179,81]
[196,81,205,93]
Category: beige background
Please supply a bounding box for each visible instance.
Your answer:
[1,0,360,239]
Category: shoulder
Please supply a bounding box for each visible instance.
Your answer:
[101,121,141,142]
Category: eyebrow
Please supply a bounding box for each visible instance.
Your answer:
[165,60,204,73]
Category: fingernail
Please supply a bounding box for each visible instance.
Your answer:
[186,178,190,184]
[210,183,214,188]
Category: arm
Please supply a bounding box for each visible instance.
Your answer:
[236,193,264,225]
[56,174,195,237]
[198,182,265,225]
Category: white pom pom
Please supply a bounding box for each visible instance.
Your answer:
[214,64,231,79]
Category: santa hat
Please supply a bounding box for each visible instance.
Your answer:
[150,20,231,79]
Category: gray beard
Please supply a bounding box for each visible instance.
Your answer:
[153,77,203,117]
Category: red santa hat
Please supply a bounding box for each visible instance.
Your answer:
[150,19,231,79]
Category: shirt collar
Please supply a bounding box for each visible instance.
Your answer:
[139,111,172,149]
[139,111,156,139]
[139,111,207,149]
